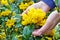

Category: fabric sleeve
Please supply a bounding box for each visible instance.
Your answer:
[41,0,56,9]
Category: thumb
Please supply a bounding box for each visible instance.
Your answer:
[21,8,29,16]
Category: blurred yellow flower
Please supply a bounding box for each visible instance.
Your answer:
[12,12,16,16]
[6,18,15,28]
[1,0,8,5]
[28,1,34,5]
[22,21,29,25]
[41,38,45,40]
[1,10,11,16]
[9,0,15,3]
[22,8,46,26]
[0,35,2,39]
[46,37,52,40]
[0,32,6,39]
[49,29,55,36]
[2,33,6,38]
[55,7,59,10]
[46,29,55,36]
[19,1,34,10]
[18,35,22,40]
[16,35,22,40]
[19,2,29,10]
[0,12,2,17]
[37,19,46,26]
[15,28,18,32]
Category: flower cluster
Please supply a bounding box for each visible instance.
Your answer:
[1,0,8,5]
[0,10,11,16]
[46,29,56,36]
[9,0,15,3]
[0,0,15,5]
[22,8,46,26]
[0,32,6,40]
[19,1,34,11]
[6,18,15,28]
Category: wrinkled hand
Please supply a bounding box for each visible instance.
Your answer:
[32,10,60,36]
[32,29,52,36]
[32,29,42,36]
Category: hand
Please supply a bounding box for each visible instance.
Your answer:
[32,29,42,36]
[22,1,50,15]
[32,10,60,36]
[32,29,53,36]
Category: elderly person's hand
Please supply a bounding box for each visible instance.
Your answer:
[32,10,60,36]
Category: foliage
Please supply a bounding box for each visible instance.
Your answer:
[0,0,60,40]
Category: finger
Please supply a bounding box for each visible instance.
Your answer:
[20,10,28,16]
[21,8,30,16]
[44,30,52,34]
[41,10,59,33]
[32,30,42,36]
[20,14,22,16]
[22,9,28,14]
[45,18,60,34]
[43,11,60,34]
[32,32,42,36]
[46,10,59,30]
[22,6,31,14]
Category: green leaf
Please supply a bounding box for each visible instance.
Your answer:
[55,0,58,6]
[12,36,18,40]
[15,23,22,28]
[22,25,34,40]
[5,17,8,21]
[0,7,6,11]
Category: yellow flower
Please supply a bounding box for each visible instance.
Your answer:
[1,10,11,16]
[46,29,55,36]
[6,18,15,28]
[37,19,46,26]
[0,12,2,17]
[0,32,6,39]
[15,28,18,32]
[19,1,34,10]
[18,35,22,40]
[9,0,15,3]
[24,3,29,9]
[19,2,24,10]
[22,21,28,25]
[46,37,52,40]
[0,35,2,39]
[1,0,8,5]
[2,33,6,38]
[41,38,45,40]
[12,12,16,16]
[22,8,46,26]
[19,2,29,10]
[28,1,34,5]
[49,29,55,36]
[55,7,59,10]
[16,35,22,40]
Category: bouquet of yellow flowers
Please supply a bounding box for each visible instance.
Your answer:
[22,8,46,26]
